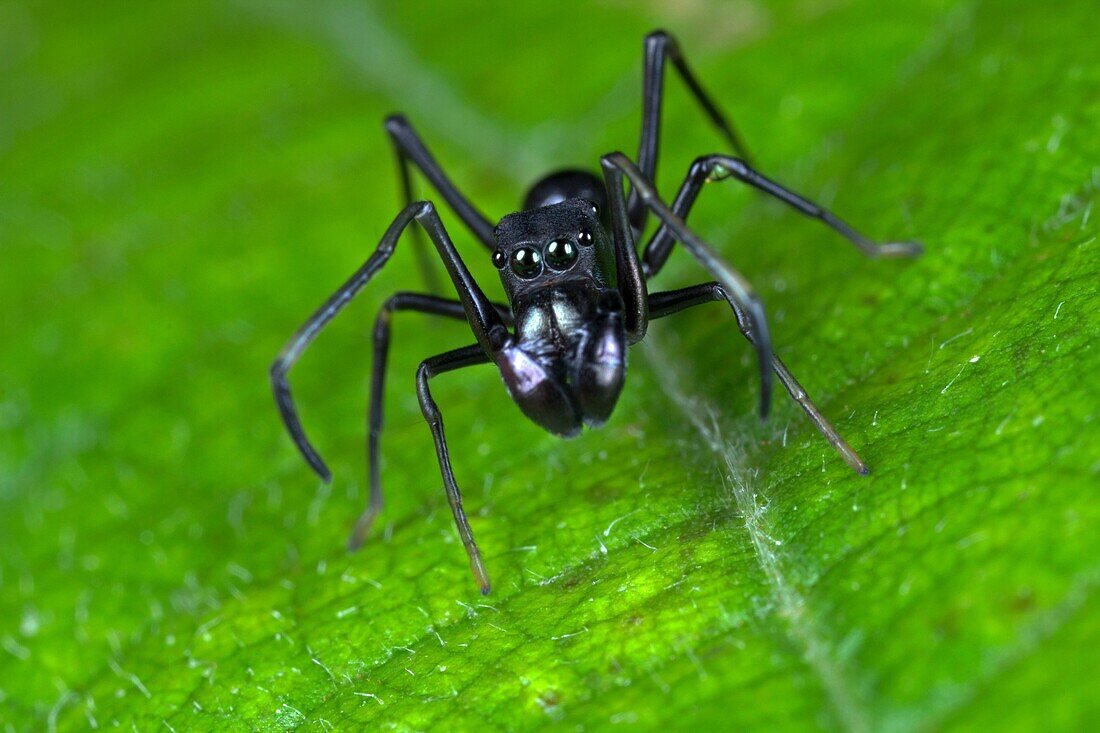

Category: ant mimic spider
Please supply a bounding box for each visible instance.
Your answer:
[271,31,922,594]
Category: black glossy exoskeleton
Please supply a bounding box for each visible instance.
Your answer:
[271,31,922,594]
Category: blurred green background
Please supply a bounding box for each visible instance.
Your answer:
[1,0,1097,730]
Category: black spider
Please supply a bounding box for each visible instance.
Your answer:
[270,30,922,594]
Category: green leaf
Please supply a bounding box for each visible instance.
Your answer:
[1,0,1096,730]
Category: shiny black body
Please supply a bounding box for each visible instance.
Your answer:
[493,197,626,437]
[270,31,922,594]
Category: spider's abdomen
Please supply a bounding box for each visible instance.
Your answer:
[522,169,607,215]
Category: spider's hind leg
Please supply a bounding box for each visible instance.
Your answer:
[649,283,870,475]
[630,30,753,232]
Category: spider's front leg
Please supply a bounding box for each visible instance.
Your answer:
[269,204,433,483]
[271,201,507,479]
[271,201,510,592]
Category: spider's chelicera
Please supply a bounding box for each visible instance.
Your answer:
[270,30,922,594]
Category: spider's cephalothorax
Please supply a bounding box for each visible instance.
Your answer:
[270,30,923,594]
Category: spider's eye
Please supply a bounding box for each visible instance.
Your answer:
[545,239,578,270]
[510,247,543,279]
[492,249,507,269]
[585,200,600,218]
[577,228,594,247]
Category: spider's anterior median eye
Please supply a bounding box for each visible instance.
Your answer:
[492,249,507,269]
[545,239,578,270]
[511,247,543,279]
[577,228,594,247]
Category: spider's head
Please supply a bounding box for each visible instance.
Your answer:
[491,198,614,302]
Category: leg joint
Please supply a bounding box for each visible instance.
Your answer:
[383,112,410,134]
[645,29,672,49]
[690,154,749,179]
[415,362,441,423]
[416,359,434,385]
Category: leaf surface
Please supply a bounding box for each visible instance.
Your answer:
[0,1,1096,730]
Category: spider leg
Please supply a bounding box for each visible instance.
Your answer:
[415,343,494,594]
[644,154,923,278]
[270,200,509,483]
[629,30,752,232]
[649,284,869,475]
[349,293,512,551]
[601,151,773,419]
[386,113,497,254]
[385,114,498,291]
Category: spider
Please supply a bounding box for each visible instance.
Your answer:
[271,30,922,594]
